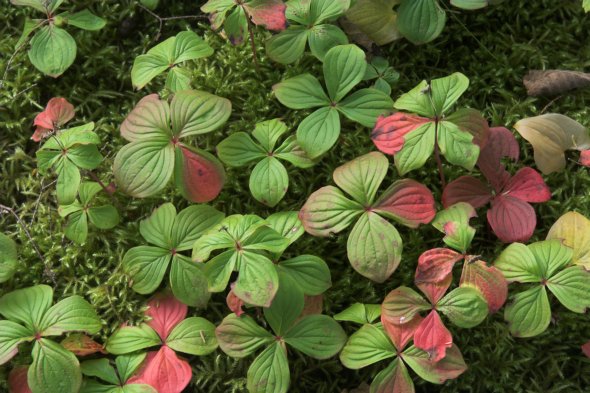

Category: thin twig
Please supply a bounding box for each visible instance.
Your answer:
[541,95,562,114]
[30,178,57,224]
[246,14,261,73]
[137,3,207,41]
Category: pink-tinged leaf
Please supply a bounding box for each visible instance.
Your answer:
[460,260,508,313]
[442,176,492,209]
[174,145,225,203]
[582,341,590,358]
[413,310,452,362]
[580,150,590,166]
[226,286,245,317]
[417,273,452,305]
[415,248,463,284]
[402,343,467,384]
[121,94,171,142]
[371,358,414,393]
[146,293,187,341]
[381,287,431,325]
[243,0,287,31]
[503,167,551,203]
[32,97,75,141]
[31,125,53,142]
[373,179,436,228]
[128,346,192,393]
[8,366,32,393]
[60,333,105,356]
[487,195,537,243]
[477,127,519,192]
[383,314,423,352]
[447,108,490,148]
[371,113,431,155]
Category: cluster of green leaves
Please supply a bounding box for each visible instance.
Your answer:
[12,0,105,76]
[217,118,315,207]
[362,56,400,95]
[274,44,393,158]
[80,354,156,393]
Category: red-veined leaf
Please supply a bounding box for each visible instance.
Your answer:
[582,341,590,358]
[128,346,191,393]
[415,248,463,284]
[460,260,507,313]
[174,144,225,203]
[382,314,423,352]
[413,310,452,362]
[477,127,519,191]
[442,176,492,209]
[145,293,187,341]
[381,287,430,325]
[502,167,551,203]
[243,0,287,31]
[373,179,436,228]
[417,274,452,305]
[60,333,105,356]
[8,365,32,393]
[371,113,431,155]
[487,195,537,243]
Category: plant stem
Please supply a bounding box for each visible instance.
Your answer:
[246,15,260,73]
[433,118,446,189]
[137,3,207,41]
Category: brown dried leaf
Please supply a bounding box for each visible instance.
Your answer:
[523,70,590,97]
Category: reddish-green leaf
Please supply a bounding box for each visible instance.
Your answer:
[174,145,225,203]
[381,287,430,325]
[412,310,452,362]
[372,179,436,228]
[460,260,507,313]
[415,248,463,284]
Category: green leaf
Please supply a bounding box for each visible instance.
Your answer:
[60,10,106,30]
[337,88,393,127]
[310,0,351,23]
[451,0,490,9]
[437,120,479,170]
[430,72,469,116]
[67,144,103,169]
[265,26,309,64]
[234,252,279,307]
[274,136,316,168]
[203,251,238,292]
[116,353,147,383]
[172,205,225,251]
[166,66,192,92]
[397,0,446,45]
[494,242,544,283]
[284,315,347,359]
[546,266,590,313]
[394,122,435,175]
[80,359,120,385]
[347,212,403,283]
[323,44,366,102]
[252,119,289,152]
[273,74,330,109]
[170,90,232,137]
[247,341,290,393]
[216,313,274,358]
[167,317,218,355]
[529,239,573,279]
[296,107,341,159]
[0,285,53,332]
[371,358,415,393]
[249,157,289,207]
[339,323,395,369]
[584,0,590,12]
[333,151,387,205]
[77,182,102,204]
[11,0,48,13]
[381,286,431,324]
[0,320,33,365]
[88,205,120,230]
[28,25,76,77]
[56,158,81,205]
[217,132,266,167]
[308,24,348,62]
[394,80,434,117]
[402,343,467,384]
[0,233,18,283]
[334,303,382,325]
[140,203,176,248]
[299,186,363,236]
[437,287,488,328]
[504,286,550,338]
[29,339,82,393]
[122,246,172,294]
[242,224,290,253]
[431,202,476,253]
[170,255,210,308]
[105,324,161,355]
[224,5,248,44]
[344,0,401,46]
[264,274,304,336]
[265,211,305,246]
[278,255,331,296]
[39,295,101,336]
[16,18,43,49]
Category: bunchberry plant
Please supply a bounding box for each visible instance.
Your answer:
[443,127,551,243]
[106,293,217,393]
[80,354,156,393]
[201,0,287,45]
[113,91,231,202]
[11,0,105,76]
[216,310,346,393]
[584,0,590,12]
[274,44,393,158]
[547,211,590,269]
[300,151,436,282]
[0,285,102,393]
[265,0,350,63]
[36,122,103,205]
[122,203,224,307]
[131,31,213,92]
[339,304,467,392]
[58,182,119,244]
[217,118,315,207]
[362,56,399,95]
[0,233,17,283]
[31,97,74,142]
[192,214,289,307]
[494,239,590,337]
[372,72,489,176]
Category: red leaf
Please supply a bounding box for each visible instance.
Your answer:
[174,145,225,203]
[32,97,75,141]
[373,179,436,228]
[580,150,590,166]
[383,314,423,352]
[487,195,537,243]
[371,113,431,155]
[460,260,508,313]
[382,287,430,325]
[442,176,492,209]
[417,273,452,305]
[226,285,245,317]
[8,366,32,393]
[146,292,187,341]
[582,341,590,358]
[477,127,519,191]
[128,346,192,393]
[503,167,551,203]
[243,0,287,31]
[413,310,453,362]
[415,248,464,284]
[60,333,105,356]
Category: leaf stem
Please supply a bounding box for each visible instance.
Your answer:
[433,118,446,189]
[246,13,261,74]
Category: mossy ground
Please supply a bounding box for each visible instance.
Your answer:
[1,0,590,392]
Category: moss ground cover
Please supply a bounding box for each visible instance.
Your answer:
[1,0,590,391]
